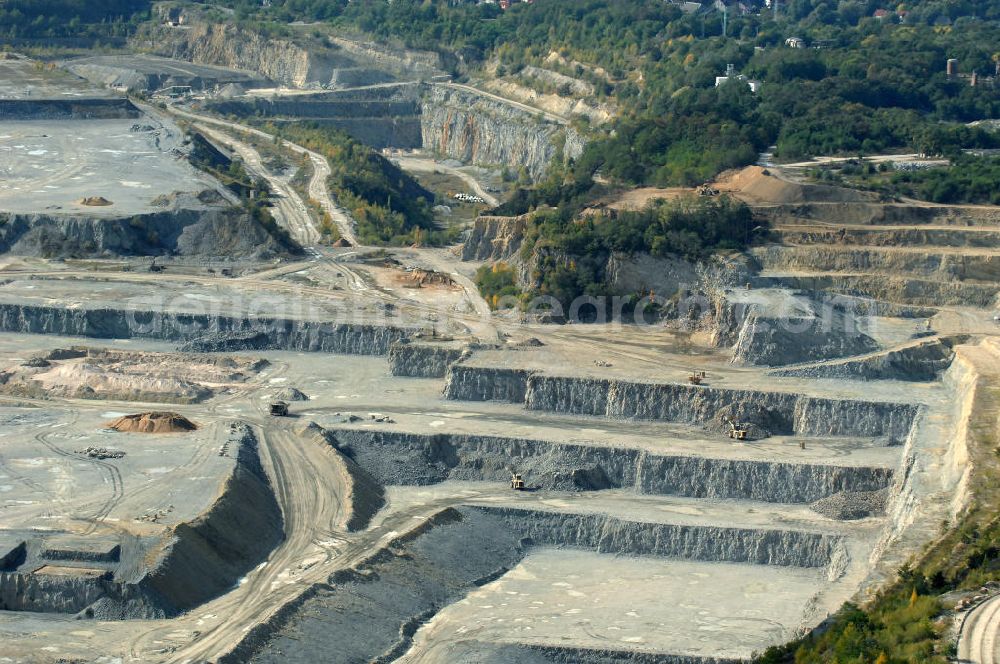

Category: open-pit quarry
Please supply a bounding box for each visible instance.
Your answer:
[0,32,999,664]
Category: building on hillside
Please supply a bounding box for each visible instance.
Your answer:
[672,1,706,14]
[715,64,761,93]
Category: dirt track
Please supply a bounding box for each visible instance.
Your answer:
[169,106,357,246]
[960,594,1000,663]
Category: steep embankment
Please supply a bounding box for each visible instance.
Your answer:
[222,507,528,664]
[0,423,283,619]
[0,206,295,259]
[297,422,385,531]
[729,309,880,367]
[0,98,139,120]
[476,507,840,568]
[387,340,468,378]
[752,245,1000,283]
[222,504,840,663]
[206,87,424,150]
[462,214,531,262]
[770,337,959,381]
[136,22,356,88]
[124,423,284,617]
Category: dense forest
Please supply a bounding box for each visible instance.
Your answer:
[475,196,758,313]
[889,154,1000,204]
[0,0,148,40]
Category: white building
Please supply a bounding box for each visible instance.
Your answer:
[714,64,762,93]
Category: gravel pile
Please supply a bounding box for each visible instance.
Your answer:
[106,411,198,433]
[179,331,271,353]
[275,387,309,401]
[78,446,126,459]
[702,403,782,441]
[810,488,889,520]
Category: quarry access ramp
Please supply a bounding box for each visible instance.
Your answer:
[167,105,359,246]
[194,122,321,246]
[960,593,1000,664]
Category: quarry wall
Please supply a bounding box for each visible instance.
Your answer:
[421,85,584,180]
[443,366,919,442]
[0,303,414,355]
[333,429,893,503]
[0,208,292,259]
[0,98,139,120]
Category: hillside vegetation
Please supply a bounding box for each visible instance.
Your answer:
[474,196,758,313]
[0,0,148,40]
[261,123,452,246]
[199,0,1000,192]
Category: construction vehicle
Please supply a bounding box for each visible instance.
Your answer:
[148,257,164,273]
[269,401,289,417]
[722,415,749,441]
[688,370,707,385]
[510,472,526,490]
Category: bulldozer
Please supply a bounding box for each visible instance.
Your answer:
[510,472,526,491]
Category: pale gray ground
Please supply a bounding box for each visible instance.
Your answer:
[0,58,112,100]
[400,550,826,660]
[0,116,221,215]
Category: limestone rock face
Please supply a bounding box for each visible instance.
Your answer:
[388,341,466,378]
[476,507,841,568]
[421,86,583,180]
[729,310,880,367]
[461,214,530,262]
[0,208,296,260]
[0,304,414,356]
[154,23,345,88]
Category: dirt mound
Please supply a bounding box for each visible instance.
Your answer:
[702,403,784,441]
[275,386,309,401]
[716,166,874,205]
[106,412,197,433]
[604,187,688,211]
[78,196,113,207]
[404,268,456,288]
[811,488,888,520]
